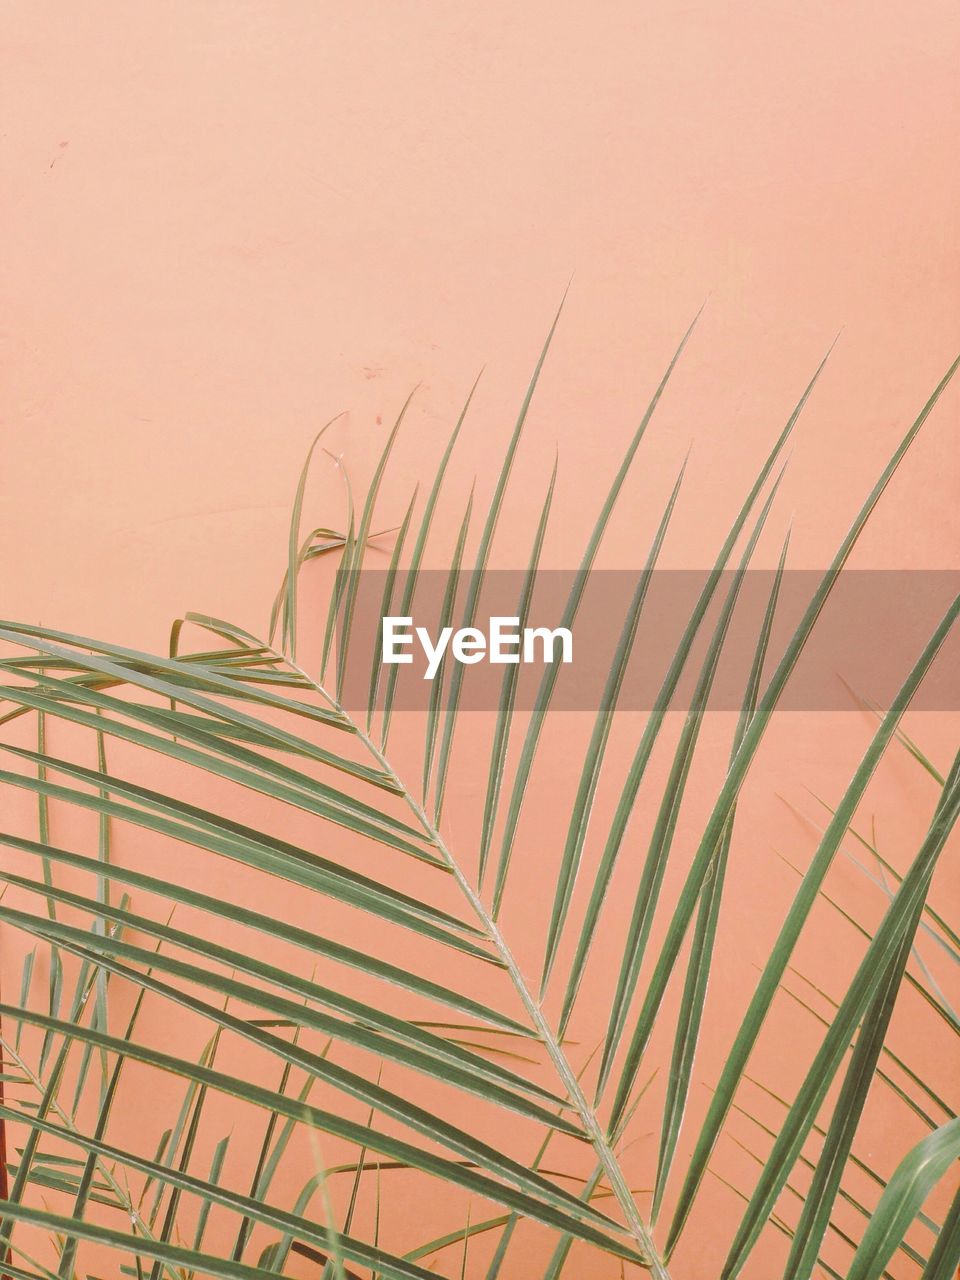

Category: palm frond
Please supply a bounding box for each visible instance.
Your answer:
[0,330,957,1280]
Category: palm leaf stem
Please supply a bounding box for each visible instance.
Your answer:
[278,648,671,1280]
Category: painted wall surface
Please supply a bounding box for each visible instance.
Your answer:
[1,4,958,1277]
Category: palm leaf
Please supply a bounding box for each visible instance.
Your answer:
[720,752,960,1277]
[847,1120,960,1280]
[652,528,791,1221]
[1,334,955,1280]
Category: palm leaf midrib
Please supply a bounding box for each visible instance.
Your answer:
[278,643,672,1279]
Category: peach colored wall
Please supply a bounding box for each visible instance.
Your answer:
[3,1,958,643]
[1,4,958,1278]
